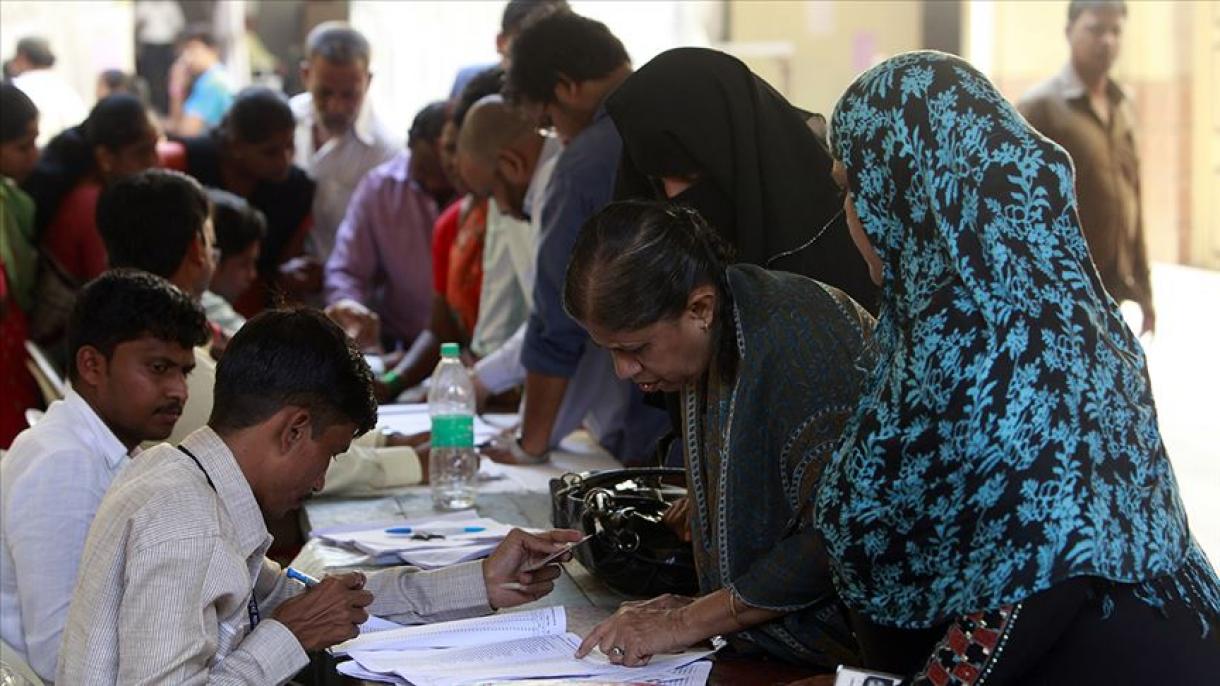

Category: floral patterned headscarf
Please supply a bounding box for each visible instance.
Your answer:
[816,51,1191,628]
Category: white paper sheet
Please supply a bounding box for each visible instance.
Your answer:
[318,517,513,557]
[648,661,713,686]
[336,658,409,684]
[359,615,406,634]
[311,511,469,538]
[397,541,500,569]
[371,660,712,686]
[350,632,714,686]
[331,605,565,655]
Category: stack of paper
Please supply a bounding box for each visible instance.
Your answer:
[378,404,510,444]
[333,606,567,656]
[317,516,514,570]
[338,661,712,686]
[333,607,715,686]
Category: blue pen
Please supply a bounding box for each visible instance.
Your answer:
[384,525,487,535]
[286,567,320,587]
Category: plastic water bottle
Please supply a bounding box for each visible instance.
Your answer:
[428,342,478,510]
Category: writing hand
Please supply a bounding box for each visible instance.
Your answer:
[271,572,372,651]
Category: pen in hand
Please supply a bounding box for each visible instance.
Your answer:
[286,567,320,587]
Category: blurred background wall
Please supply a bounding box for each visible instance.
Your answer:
[0,0,1215,267]
[723,0,1219,272]
[1,0,1217,561]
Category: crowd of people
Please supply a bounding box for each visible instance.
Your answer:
[0,0,1216,683]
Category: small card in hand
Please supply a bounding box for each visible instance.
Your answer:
[524,534,595,572]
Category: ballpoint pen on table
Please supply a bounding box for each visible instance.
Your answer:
[384,525,488,537]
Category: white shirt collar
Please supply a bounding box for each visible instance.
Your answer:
[523,134,563,221]
[63,385,134,468]
[292,91,382,150]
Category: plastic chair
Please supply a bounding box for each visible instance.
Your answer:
[22,341,64,405]
[0,639,43,685]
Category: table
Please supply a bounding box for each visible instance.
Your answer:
[292,489,828,685]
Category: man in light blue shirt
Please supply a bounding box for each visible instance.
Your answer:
[169,26,233,135]
[184,63,232,126]
[0,270,207,680]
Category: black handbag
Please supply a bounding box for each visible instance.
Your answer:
[549,467,698,598]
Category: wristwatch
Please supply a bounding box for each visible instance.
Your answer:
[507,434,550,465]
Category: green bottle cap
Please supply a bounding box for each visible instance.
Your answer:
[440,342,461,358]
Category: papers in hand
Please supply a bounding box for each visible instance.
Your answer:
[336,606,716,686]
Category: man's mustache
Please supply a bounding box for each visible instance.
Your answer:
[154,401,184,415]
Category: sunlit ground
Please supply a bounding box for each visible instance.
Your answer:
[1135,263,1220,563]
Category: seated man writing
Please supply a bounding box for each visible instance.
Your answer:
[57,307,580,684]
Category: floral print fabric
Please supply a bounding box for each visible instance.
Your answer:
[816,51,1211,628]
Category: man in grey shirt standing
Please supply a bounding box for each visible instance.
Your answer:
[57,308,580,684]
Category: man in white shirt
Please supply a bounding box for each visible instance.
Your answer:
[0,270,208,681]
[57,308,580,684]
[457,96,560,411]
[291,22,398,265]
[98,169,427,492]
[9,37,87,147]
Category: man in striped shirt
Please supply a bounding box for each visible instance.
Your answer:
[57,308,581,684]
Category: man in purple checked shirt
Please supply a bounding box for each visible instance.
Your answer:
[324,102,454,350]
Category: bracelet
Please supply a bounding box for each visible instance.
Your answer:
[382,370,402,392]
[727,590,743,627]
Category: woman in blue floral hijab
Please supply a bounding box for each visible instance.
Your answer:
[816,51,1219,682]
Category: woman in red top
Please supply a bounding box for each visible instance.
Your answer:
[19,95,161,358]
[442,196,487,334]
[24,94,160,284]
[1,83,42,447]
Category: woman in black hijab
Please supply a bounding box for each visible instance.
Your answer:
[606,47,877,312]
